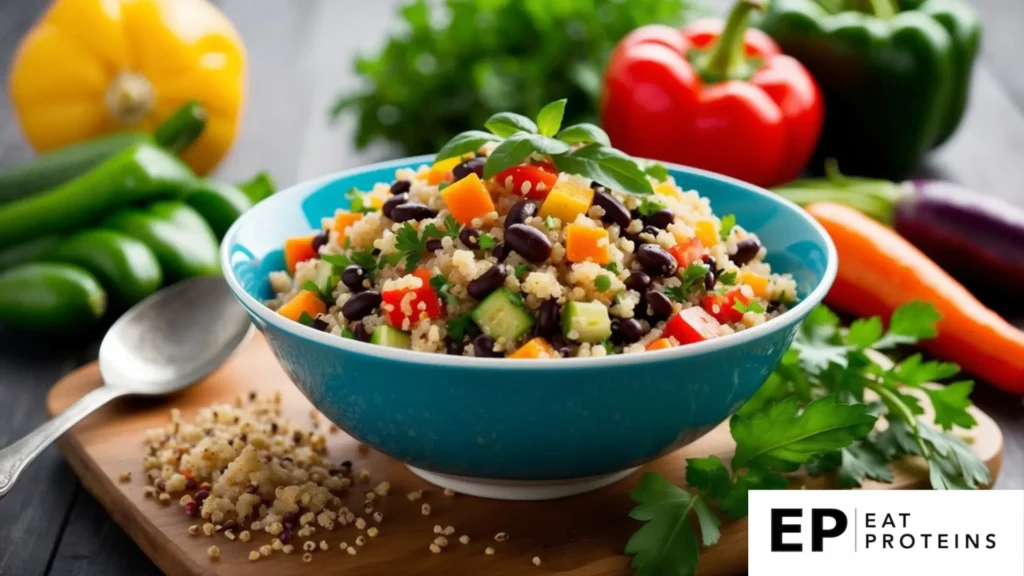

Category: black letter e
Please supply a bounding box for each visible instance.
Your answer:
[771,509,802,552]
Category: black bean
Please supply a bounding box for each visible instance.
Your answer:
[453,157,486,181]
[445,336,465,356]
[467,264,507,300]
[624,271,651,293]
[382,193,409,219]
[341,265,368,293]
[505,199,538,229]
[390,180,411,195]
[590,181,606,191]
[390,202,437,223]
[549,334,573,357]
[592,188,631,228]
[616,318,645,344]
[425,238,444,252]
[371,248,381,256]
[194,490,210,504]
[504,224,552,263]
[312,232,329,254]
[703,271,715,291]
[643,208,674,230]
[312,317,329,331]
[767,301,782,314]
[731,238,762,266]
[492,242,510,262]
[459,227,480,249]
[472,334,502,358]
[645,290,673,320]
[536,299,561,336]
[341,291,381,321]
[642,225,661,238]
[636,244,677,277]
[353,323,372,342]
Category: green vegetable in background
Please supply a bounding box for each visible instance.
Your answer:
[757,0,981,179]
[331,0,689,155]
[237,171,277,205]
[0,143,197,248]
[0,262,106,333]
[0,101,207,205]
[626,301,990,576]
[103,201,220,283]
[40,230,163,308]
[184,179,253,239]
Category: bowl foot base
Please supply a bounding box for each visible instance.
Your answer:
[405,466,639,501]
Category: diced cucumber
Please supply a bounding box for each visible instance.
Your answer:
[370,325,411,349]
[312,260,335,294]
[471,288,534,343]
[561,301,612,343]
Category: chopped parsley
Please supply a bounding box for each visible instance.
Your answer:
[733,298,765,315]
[603,262,619,273]
[514,263,531,278]
[447,314,479,341]
[298,312,316,327]
[717,270,737,286]
[637,197,666,217]
[341,327,356,339]
[595,274,612,292]
[664,262,709,303]
[544,215,557,229]
[478,232,497,249]
[345,188,379,214]
[320,253,351,268]
[430,274,459,308]
[443,214,461,237]
[719,214,736,241]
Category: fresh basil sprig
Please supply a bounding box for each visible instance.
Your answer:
[436,98,654,195]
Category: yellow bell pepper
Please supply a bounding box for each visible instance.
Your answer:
[539,180,594,223]
[9,0,246,175]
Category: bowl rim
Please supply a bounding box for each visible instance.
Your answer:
[221,154,837,370]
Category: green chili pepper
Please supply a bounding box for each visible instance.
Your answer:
[0,142,197,248]
[0,236,60,272]
[40,230,163,308]
[237,171,277,205]
[757,0,981,179]
[184,179,253,239]
[103,201,220,282]
[0,101,206,204]
[0,262,107,333]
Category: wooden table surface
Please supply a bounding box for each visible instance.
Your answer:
[0,1,1021,574]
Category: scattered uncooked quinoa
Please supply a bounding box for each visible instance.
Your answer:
[268,107,796,359]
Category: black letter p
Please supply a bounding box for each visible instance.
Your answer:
[811,508,848,552]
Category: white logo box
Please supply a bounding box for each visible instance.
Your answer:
[749,490,1024,576]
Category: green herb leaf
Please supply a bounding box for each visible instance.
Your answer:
[443,214,461,237]
[604,262,619,273]
[430,274,460,308]
[642,161,669,182]
[483,132,571,179]
[345,188,379,214]
[350,249,378,274]
[536,99,567,137]
[421,223,446,240]
[552,144,653,195]
[718,214,736,241]
[555,123,610,145]
[717,270,737,286]
[637,197,666,217]
[321,253,351,268]
[484,113,538,138]
[435,130,502,162]
[447,314,479,342]
[684,456,732,501]
[732,299,765,315]
[298,312,316,327]
[919,426,991,489]
[478,232,496,249]
[836,441,894,488]
[888,354,961,387]
[301,280,322,294]
[595,274,612,292]
[924,381,976,431]
[545,215,557,229]
[625,473,702,576]
[873,301,941,349]
[341,327,356,339]
[514,263,530,278]
[731,396,877,472]
[846,316,883,349]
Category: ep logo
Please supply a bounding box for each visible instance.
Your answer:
[770,508,848,552]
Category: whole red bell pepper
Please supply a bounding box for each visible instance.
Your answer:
[601,0,823,187]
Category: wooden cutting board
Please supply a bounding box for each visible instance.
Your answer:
[46,333,1003,576]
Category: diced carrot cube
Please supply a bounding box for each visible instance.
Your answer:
[278,290,326,322]
[741,271,769,298]
[565,224,610,265]
[695,220,718,247]
[509,337,557,359]
[284,235,318,273]
[646,338,674,351]
[333,211,363,243]
[441,173,495,225]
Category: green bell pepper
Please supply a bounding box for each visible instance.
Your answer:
[758,0,981,179]
[103,201,220,283]
[40,230,163,308]
[0,262,107,333]
[0,142,197,248]
[184,179,253,239]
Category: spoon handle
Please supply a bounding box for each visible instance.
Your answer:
[0,385,125,501]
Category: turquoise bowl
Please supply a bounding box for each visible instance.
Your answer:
[221,155,836,499]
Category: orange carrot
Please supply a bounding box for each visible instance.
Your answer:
[278,290,326,322]
[509,337,557,359]
[807,202,1024,393]
[441,173,495,225]
[646,338,674,351]
[565,224,610,264]
[333,211,362,243]
[284,235,317,273]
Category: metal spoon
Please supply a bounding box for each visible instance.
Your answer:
[0,276,253,500]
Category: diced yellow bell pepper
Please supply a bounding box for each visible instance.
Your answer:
[740,271,769,298]
[695,220,718,248]
[426,155,471,185]
[654,182,683,200]
[539,180,594,223]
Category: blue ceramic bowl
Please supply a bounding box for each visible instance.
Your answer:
[221,156,836,498]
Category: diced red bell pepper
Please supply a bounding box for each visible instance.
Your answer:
[382,268,442,328]
[495,165,558,200]
[700,288,749,324]
[668,237,705,268]
[663,307,722,345]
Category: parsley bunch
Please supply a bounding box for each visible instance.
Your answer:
[626,301,990,576]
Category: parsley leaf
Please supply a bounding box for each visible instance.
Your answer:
[664,262,709,303]
[718,214,736,241]
[514,263,530,278]
[595,274,611,292]
[350,249,378,274]
[301,280,322,294]
[717,270,737,286]
[430,275,460,308]
[836,441,894,488]
[447,314,479,342]
[924,381,977,431]
[625,473,703,576]
[345,188,379,214]
[732,299,765,315]
[638,197,666,217]
[846,316,883,349]
[394,222,431,270]
[603,262,619,273]
[298,312,316,327]
[443,214,461,237]
[545,215,557,229]
[341,327,356,339]
[321,253,351,268]
[873,300,941,349]
[478,232,496,249]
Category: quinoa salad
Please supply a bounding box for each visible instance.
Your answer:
[267,101,797,359]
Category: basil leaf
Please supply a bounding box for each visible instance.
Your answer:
[536,99,567,137]
[642,161,669,182]
[435,130,501,161]
[483,133,570,179]
[552,144,653,195]
[484,112,538,137]
[556,123,610,146]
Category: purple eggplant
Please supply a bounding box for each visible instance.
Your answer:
[772,164,1024,306]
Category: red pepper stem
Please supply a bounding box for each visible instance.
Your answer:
[701,0,764,81]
